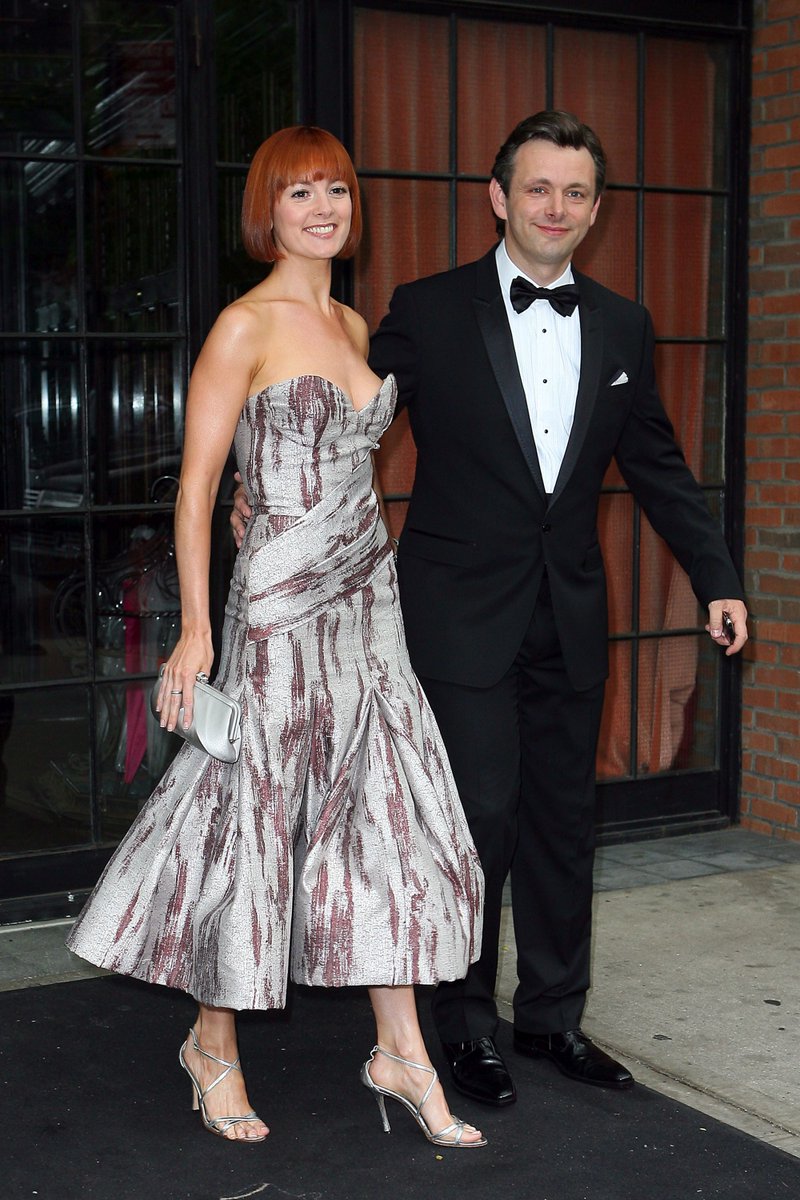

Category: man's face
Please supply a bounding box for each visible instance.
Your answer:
[489,140,601,285]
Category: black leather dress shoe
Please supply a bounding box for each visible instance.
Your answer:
[441,1036,517,1106]
[514,1028,634,1089]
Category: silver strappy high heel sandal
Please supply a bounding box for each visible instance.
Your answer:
[360,1045,487,1148]
[179,1027,267,1143]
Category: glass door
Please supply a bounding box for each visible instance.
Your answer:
[351,3,748,841]
[0,0,299,920]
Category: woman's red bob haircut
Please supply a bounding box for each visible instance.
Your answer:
[241,125,362,263]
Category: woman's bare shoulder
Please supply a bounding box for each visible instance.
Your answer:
[335,302,369,353]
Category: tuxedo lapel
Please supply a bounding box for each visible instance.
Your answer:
[472,250,546,496]
[549,270,603,505]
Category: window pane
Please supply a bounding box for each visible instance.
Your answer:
[0,159,78,333]
[85,163,180,332]
[597,640,632,781]
[216,0,296,164]
[600,492,634,635]
[88,340,184,506]
[218,168,264,309]
[553,27,638,185]
[0,516,86,686]
[654,343,725,483]
[96,677,181,838]
[644,194,725,338]
[82,0,177,159]
[0,685,93,851]
[639,516,703,634]
[91,511,180,684]
[637,634,717,774]
[456,181,496,264]
[456,19,546,177]
[0,2,74,151]
[354,9,450,174]
[1,340,83,510]
[355,178,450,334]
[645,37,729,190]
[573,188,637,301]
[684,634,721,772]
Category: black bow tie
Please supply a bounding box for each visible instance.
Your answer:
[509,277,579,317]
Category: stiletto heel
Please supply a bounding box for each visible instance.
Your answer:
[373,1089,390,1133]
[179,1027,267,1143]
[360,1045,487,1148]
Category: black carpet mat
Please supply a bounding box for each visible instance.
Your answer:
[3,975,798,1200]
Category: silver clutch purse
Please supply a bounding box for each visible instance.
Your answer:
[150,667,242,763]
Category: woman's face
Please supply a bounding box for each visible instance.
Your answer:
[271,175,352,260]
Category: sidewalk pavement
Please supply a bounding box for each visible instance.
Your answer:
[497,828,800,1158]
[2,826,799,1159]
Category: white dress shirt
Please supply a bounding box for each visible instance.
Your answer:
[495,241,581,493]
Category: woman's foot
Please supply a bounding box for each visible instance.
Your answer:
[180,1027,269,1142]
[366,1044,484,1146]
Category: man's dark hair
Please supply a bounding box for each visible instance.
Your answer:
[491,110,607,236]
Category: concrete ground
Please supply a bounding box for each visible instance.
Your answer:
[2,826,799,1160]
[497,828,800,1159]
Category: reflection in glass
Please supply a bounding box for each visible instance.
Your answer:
[218,168,265,308]
[0,341,83,510]
[85,163,180,332]
[0,160,78,333]
[90,516,181,830]
[90,511,180,685]
[0,2,74,149]
[216,0,296,164]
[82,1,177,158]
[97,679,180,839]
[0,686,93,852]
[88,340,184,506]
[0,516,86,687]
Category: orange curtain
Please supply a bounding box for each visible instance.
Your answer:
[352,11,719,779]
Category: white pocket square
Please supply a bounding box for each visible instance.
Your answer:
[610,370,628,386]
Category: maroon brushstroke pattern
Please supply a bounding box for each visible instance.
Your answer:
[68,375,483,1010]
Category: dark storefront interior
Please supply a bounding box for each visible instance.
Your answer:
[0,0,750,921]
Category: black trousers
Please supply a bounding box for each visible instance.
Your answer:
[420,575,605,1041]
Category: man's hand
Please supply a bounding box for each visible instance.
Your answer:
[706,599,748,655]
[230,471,252,549]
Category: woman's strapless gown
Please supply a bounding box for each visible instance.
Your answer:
[67,374,483,1010]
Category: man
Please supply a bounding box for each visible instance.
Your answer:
[233,111,748,1106]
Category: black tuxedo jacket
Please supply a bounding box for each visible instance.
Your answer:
[369,247,744,691]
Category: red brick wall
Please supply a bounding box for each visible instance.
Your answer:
[742,0,800,840]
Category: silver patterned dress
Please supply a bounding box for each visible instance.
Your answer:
[67,374,483,1010]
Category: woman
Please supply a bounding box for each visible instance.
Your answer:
[67,127,485,1149]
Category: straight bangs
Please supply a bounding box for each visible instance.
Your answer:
[242,126,362,263]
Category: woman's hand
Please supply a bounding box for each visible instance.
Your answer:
[230,471,252,549]
[155,632,214,732]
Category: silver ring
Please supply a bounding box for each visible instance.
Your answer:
[170,689,183,695]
